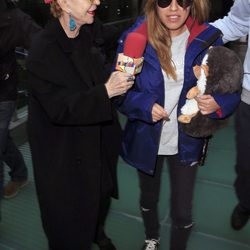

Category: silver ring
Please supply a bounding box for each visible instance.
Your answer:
[127,76,134,82]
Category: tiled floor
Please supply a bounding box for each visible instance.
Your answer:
[0,116,250,250]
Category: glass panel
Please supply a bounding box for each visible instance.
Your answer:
[16,47,28,110]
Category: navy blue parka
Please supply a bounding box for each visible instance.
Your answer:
[116,16,240,174]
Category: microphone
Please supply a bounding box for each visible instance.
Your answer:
[116,23,147,75]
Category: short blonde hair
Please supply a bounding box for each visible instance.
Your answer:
[49,0,95,18]
[50,0,62,18]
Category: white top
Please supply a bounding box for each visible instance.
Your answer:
[158,29,189,155]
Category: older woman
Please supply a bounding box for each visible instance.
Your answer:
[26,0,134,249]
[116,0,240,249]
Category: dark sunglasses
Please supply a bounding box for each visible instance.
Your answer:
[157,0,193,8]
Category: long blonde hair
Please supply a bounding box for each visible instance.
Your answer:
[144,0,210,80]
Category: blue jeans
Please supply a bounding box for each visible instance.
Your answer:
[0,101,28,200]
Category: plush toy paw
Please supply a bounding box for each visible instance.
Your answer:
[186,86,200,99]
[178,114,192,123]
[178,112,198,123]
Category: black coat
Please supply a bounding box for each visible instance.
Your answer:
[26,18,122,250]
[0,7,40,101]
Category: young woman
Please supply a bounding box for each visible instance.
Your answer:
[26,0,134,249]
[116,0,240,249]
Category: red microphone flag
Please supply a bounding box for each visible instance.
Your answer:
[123,32,147,58]
[116,23,147,75]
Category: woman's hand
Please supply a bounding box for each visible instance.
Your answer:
[195,95,220,115]
[105,71,134,98]
[152,103,168,122]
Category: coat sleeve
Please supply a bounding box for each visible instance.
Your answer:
[114,17,157,123]
[28,67,113,126]
[15,8,41,49]
[117,87,158,123]
[114,30,157,123]
[209,92,240,118]
[211,0,250,42]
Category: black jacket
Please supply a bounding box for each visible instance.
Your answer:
[27,18,122,250]
[0,7,40,101]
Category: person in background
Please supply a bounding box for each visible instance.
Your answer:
[116,0,240,249]
[26,0,134,249]
[0,0,41,220]
[209,0,234,22]
[212,0,250,231]
[137,0,146,15]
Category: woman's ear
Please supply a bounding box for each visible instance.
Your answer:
[57,0,70,13]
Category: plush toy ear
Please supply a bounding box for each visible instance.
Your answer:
[201,64,209,77]
[193,65,201,79]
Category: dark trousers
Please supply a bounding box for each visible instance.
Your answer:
[94,196,112,244]
[138,155,198,250]
[49,167,112,250]
[0,101,28,199]
[49,197,112,250]
[235,101,250,212]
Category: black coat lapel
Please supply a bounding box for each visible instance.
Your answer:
[72,24,110,87]
[70,46,94,89]
[51,19,94,89]
[51,19,109,89]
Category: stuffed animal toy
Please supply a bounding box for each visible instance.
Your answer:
[178,46,243,138]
